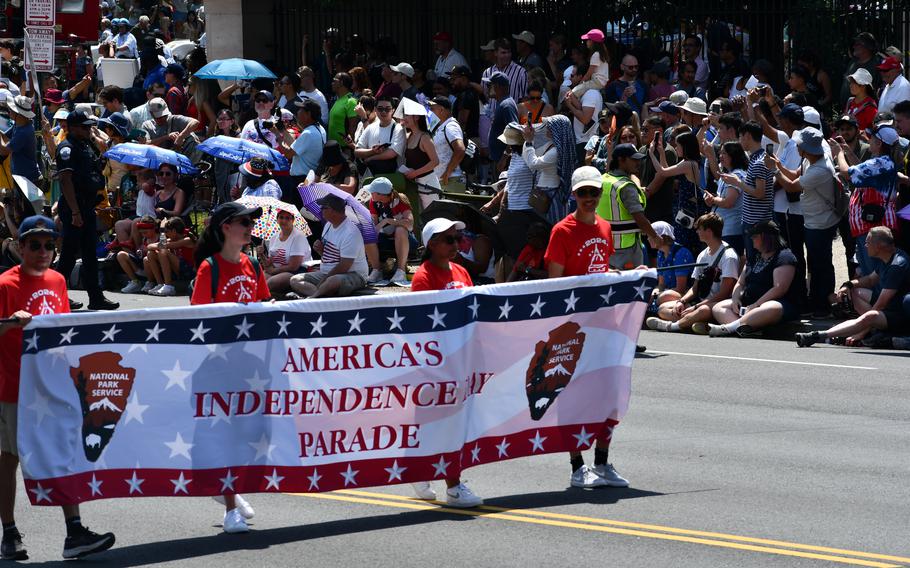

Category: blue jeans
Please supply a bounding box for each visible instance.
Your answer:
[804,224,837,312]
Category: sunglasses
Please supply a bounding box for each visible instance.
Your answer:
[217,116,233,122]
[231,217,254,227]
[27,241,55,252]
[435,232,463,244]
[157,171,174,177]
[376,106,393,112]
[526,96,541,100]
[575,187,603,198]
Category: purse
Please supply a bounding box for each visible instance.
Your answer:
[527,163,551,215]
[694,245,728,300]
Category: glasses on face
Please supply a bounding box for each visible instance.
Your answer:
[27,240,55,252]
[232,217,253,227]
[217,116,233,122]
[435,232,463,245]
[376,106,393,113]
[575,188,603,199]
[157,171,174,177]
[527,96,541,101]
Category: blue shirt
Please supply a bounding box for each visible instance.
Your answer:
[716,168,745,237]
[489,97,518,162]
[657,244,695,290]
[290,123,326,176]
[604,79,648,114]
[8,123,39,182]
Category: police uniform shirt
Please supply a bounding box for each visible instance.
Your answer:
[56,136,105,210]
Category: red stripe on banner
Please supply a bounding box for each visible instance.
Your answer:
[23,422,614,505]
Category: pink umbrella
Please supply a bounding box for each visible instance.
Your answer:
[298,181,378,244]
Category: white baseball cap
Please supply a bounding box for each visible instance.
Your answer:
[801,106,821,127]
[571,166,603,191]
[421,217,465,246]
[391,62,415,78]
[512,31,535,45]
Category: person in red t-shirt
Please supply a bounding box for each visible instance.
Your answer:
[407,218,482,508]
[0,216,115,560]
[365,177,416,286]
[506,221,550,282]
[545,166,631,491]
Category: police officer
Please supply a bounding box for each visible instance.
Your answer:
[596,143,658,270]
[55,108,119,310]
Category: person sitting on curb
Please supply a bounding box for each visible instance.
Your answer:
[648,220,694,307]
[796,226,910,347]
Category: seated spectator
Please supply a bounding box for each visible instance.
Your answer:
[506,221,550,282]
[145,217,197,297]
[117,216,158,293]
[709,221,801,336]
[410,217,474,291]
[261,206,313,296]
[289,194,368,298]
[647,213,738,333]
[797,227,910,347]
[142,97,200,153]
[240,90,279,147]
[153,163,187,219]
[365,177,415,287]
[232,159,282,199]
[648,221,695,305]
[320,141,359,195]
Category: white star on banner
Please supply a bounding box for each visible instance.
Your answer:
[145,322,165,341]
[126,471,145,494]
[165,432,194,460]
[162,360,192,391]
[498,299,513,320]
[27,392,54,426]
[432,456,450,478]
[47,347,67,366]
[170,472,191,494]
[24,332,38,351]
[310,315,327,336]
[87,474,103,496]
[124,392,149,425]
[340,464,359,486]
[249,433,276,461]
[347,312,366,333]
[59,328,78,344]
[387,309,404,331]
[564,291,579,312]
[633,281,650,300]
[190,321,210,342]
[573,426,594,448]
[264,468,285,490]
[470,444,481,463]
[427,307,446,329]
[468,297,480,319]
[206,343,230,361]
[127,343,148,353]
[529,431,547,452]
[235,317,254,339]
[206,469,231,496]
[601,287,615,305]
[496,438,511,457]
[245,370,269,391]
[101,324,121,342]
[384,460,407,482]
[529,296,546,317]
[276,315,291,336]
[29,483,52,503]
[307,468,322,490]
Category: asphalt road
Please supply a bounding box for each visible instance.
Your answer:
[10,291,909,567]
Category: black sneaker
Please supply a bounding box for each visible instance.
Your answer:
[635,344,647,353]
[87,297,120,311]
[62,527,115,559]
[68,299,83,311]
[795,331,820,348]
[1,530,28,560]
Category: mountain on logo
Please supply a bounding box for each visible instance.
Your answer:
[88,397,122,413]
[70,352,136,462]
[525,322,586,420]
[544,363,570,377]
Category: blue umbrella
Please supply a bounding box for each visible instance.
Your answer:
[197,135,290,171]
[193,58,277,81]
[103,143,199,174]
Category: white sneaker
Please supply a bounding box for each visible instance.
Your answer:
[367,268,384,284]
[412,481,437,500]
[222,508,249,533]
[570,465,607,488]
[445,483,483,508]
[645,317,672,332]
[120,280,142,294]
[707,323,733,337]
[592,463,630,487]
[213,495,255,519]
[389,268,409,287]
[156,284,176,297]
[147,284,165,296]
[140,281,156,293]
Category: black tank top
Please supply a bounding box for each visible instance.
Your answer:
[405,133,431,171]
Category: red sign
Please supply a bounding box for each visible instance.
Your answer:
[25,0,56,29]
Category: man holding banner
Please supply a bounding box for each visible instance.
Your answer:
[0,216,115,560]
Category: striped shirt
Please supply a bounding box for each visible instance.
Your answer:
[742,150,775,225]
[482,61,528,103]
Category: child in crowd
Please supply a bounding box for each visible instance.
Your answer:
[648,221,694,307]
[145,217,197,297]
[117,216,159,293]
[571,29,610,98]
[506,221,550,282]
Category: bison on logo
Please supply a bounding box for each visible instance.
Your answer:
[525,322,586,420]
[69,352,136,462]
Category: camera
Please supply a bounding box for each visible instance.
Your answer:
[262,120,274,129]
[675,210,695,229]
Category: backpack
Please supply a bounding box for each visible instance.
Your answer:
[435,119,476,174]
[203,255,261,300]
[819,167,849,219]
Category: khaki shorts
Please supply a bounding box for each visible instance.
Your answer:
[291,271,367,296]
[0,402,18,456]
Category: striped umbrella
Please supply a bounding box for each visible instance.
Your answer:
[297,181,378,244]
[235,196,312,241]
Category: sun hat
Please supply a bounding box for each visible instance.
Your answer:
[239,157,273,177]
[7,95,35,119]
[651,221,675,241]
[681,97,708,115]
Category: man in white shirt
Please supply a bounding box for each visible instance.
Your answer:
[428,96,466,188]
[481,38,528,102]
[353,97,406,176]
[876,56,910,114]
[112,19,138,59]
[298,66,329,126]
[432,32,468,79]
[564,63,602,164]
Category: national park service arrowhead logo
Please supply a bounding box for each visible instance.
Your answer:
[69,352,135,462]
[525,322,585,420]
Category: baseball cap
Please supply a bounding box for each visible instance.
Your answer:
[834,114,859,128]
[488,71,510,87]
[612,143,646,160]
[777,103,804,122]
[580,28,605,43]
[598,109,611,122]
[848,68,874,86]
[433,31,452,42]
[512,31,535,45]
[65,106,96,126]
[450,65,471,78]
[52,109,69,121]
[391,62,415,78]
[878,56,902,71]
[18,215,59,241]
[364,177,393,195]
[427,95,452,110]
[801,106,821,127]
[254,89,274,102]
[479,40,496,51]
[421,217,466,245]
[211,201,263,227]
[873,124,900,145]
[669,90,689,106]
[571,166,603,191]
[316,193,347,213]
[852,32,877,51]
[148,97,170,118]
[651,221,675,241]
[650,100,679,115]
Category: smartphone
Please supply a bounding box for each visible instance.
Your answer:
[379,142,391,149]
[526,111,533,123]
[765,143,774,155]
[739,306,748,316]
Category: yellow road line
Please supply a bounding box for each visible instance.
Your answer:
[334,489,910,565]
[291,491,904,568]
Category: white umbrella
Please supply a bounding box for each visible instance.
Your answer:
[166,40,197,61]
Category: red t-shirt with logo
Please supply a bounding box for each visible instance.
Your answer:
[0,266,70,403]
[410,261,473,291]
[190,253,271,305]
[544,214,614,277]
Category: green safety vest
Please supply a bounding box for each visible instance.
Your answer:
[596,172,647,249]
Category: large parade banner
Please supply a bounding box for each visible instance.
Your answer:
[18,270,654,505]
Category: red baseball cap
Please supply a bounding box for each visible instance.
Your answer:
[433,31,452,42]
[877,56,902,71]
